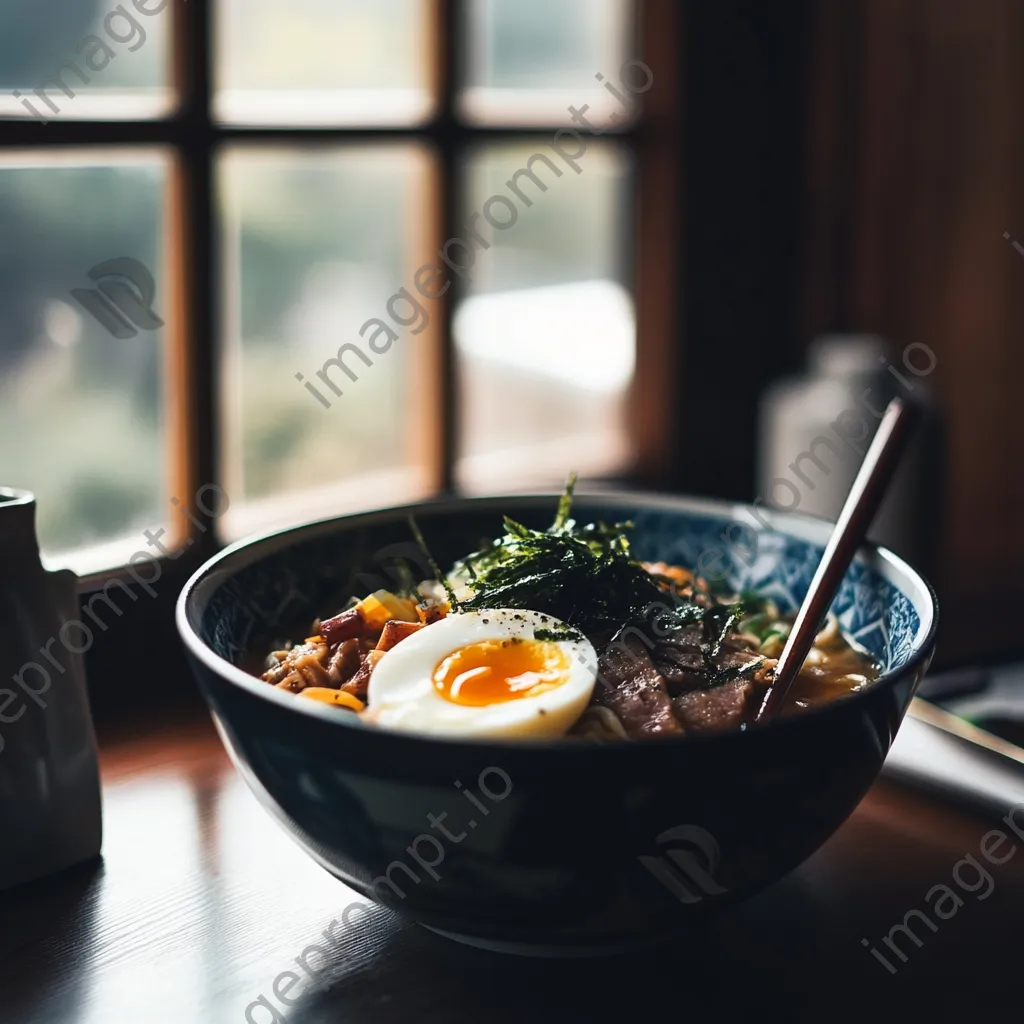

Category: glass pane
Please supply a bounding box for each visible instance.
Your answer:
[219,146,437,540]
[0,152,170,570]
[462,0,637,125]
[215,0,433,126]
[0,0,173,121]
[454,142,634,493]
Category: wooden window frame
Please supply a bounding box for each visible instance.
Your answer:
[0,0,680,588]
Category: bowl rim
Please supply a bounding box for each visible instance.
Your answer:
[175,488,939,751]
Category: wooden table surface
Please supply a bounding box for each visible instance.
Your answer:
[0,708,1016,1023]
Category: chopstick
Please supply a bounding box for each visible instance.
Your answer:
[907,697,1024,766]
[755,397,921,721]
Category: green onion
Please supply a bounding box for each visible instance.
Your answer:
[408,516,461,612]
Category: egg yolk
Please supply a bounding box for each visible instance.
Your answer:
[433,638,570,706]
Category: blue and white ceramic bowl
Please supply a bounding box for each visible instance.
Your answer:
[177,492,938,955]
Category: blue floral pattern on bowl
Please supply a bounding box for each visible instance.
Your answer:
[201,498,923,679]
[624,508,919,673]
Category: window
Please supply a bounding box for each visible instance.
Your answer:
[0,0,675,573]
[454,140,635,492]
[0,151,172,569]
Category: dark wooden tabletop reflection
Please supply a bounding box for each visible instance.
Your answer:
[0,709,1015,1023]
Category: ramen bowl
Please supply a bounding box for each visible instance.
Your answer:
[176,492,938,955]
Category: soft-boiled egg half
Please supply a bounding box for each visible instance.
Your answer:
[365,609,596,739]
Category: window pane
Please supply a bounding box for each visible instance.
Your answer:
[454,142,634,493]
[462,0,636,125]
[0,0,173,121]
[0,152,170,570]
[214,0,433,126]
[218,146,438,540]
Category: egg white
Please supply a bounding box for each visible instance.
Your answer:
[366,609,596,739]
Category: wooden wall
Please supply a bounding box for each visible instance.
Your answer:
[802,0,1024,665]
